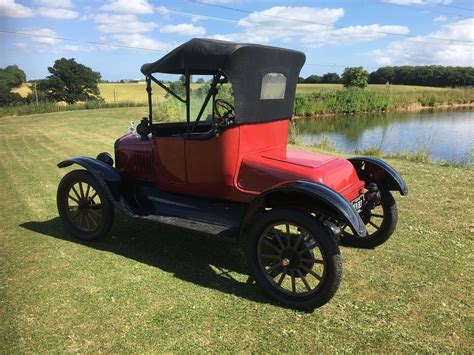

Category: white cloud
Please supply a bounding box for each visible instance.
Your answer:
[196,0,235,3]
[302,24,409,48]
[160,23,206,36]
[210,6,408,47]
[383,0,452,5]
[21,28,60,45]
[110,33,175,52]
[101,0,153,15]
[14,28,99,53]
[33,0,74,9]
[0,0,33,17]
[94,14,158,33]
[434,15,447,22]
[14,28,61,53]
[373,18,474,66]
[210,6,344,44]
[37,7,79,19]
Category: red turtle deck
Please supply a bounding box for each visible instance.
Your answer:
[57,38,408,311]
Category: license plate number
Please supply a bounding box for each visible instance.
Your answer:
[351,196,364,212]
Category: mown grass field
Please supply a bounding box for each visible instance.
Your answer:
[0,107,472,352]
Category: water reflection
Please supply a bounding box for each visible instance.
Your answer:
[295,110,474,163]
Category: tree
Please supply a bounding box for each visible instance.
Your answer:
[179,74,193,83]
[38,58,102,104]
[321,72,340,84]
[0,82,23,106]
[0,65,26,88]
[342,67,369,88]
[303,75,321,83]
[195,78,205,84]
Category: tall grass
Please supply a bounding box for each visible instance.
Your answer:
[294,86,474,116]
[3,85,473,118]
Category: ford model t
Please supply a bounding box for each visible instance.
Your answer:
[57,39,407,310]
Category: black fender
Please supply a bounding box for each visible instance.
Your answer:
[57,156,136,216]
[348,157,408,195]
[240,180,367,238]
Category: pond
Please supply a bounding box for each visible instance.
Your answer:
[295,110,474,163]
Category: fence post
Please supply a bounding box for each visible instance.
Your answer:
[34,82,38,106]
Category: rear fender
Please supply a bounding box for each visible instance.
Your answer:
[57,157,135,216]
[240,180,367,238]
[348,157,408,195]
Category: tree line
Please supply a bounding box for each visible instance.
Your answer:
[300,65,474,87]
[2,59,473,107]
[369,66,474,87]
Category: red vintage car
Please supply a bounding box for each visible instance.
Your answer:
[57,39,408,310]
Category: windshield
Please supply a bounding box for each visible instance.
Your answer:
[151,74,234,125]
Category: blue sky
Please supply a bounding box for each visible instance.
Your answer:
[1,0,473,81]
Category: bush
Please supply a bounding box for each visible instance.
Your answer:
[0,84,24,106]
[342,67,369,89]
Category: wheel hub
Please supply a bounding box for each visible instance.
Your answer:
[257,222,328,297]
[78,197,94,210]
[280,248,301,270]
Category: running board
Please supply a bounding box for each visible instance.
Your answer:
[133,183,246,240]
[138,215,238,239]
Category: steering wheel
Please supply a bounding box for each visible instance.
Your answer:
[213,99,235,127]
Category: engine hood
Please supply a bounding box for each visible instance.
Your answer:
[237,148,364,201]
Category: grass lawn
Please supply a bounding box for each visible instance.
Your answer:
[0,108,472,352]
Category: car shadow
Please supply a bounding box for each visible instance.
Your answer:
[20,215,274,307]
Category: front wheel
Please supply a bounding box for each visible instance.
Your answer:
[57,169,114,241]
[245,208,342,311]
[341,190,398,248]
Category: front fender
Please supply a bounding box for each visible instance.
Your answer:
[57,156,135,216]
[348,157,408,196]
[241,180,367,238]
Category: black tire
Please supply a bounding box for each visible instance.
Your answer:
[57,169,114,241]
[341,190,398,249]
[245,208,342,311]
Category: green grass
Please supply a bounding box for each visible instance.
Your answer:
[0,108,473,352]
[6,83,473,118]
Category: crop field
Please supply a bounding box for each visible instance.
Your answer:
[13,82,465,102]
[0,107,472,352]
[99,83,469,103]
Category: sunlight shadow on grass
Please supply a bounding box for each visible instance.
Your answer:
[19,216,274,307]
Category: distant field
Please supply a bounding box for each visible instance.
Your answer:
[11,84,32,97]
[98,83,167,103]
[13,82,463,103]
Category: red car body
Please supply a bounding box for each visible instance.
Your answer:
[115,119,364,204]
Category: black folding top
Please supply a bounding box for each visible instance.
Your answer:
[141,38,240,75]
[141,38,306,123]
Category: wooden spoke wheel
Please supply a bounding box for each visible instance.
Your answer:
[246,208,342,311]
[57,170,114,241]
[341,190,398,249]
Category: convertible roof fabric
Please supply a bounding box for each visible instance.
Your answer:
[141,38,240,75]
[141,38,306,123]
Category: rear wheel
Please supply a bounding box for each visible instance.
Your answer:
[341,190,397,248]
[57,170,114,241]
[246,208,342,311]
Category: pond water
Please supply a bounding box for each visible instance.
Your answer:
[295,110,473,163]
